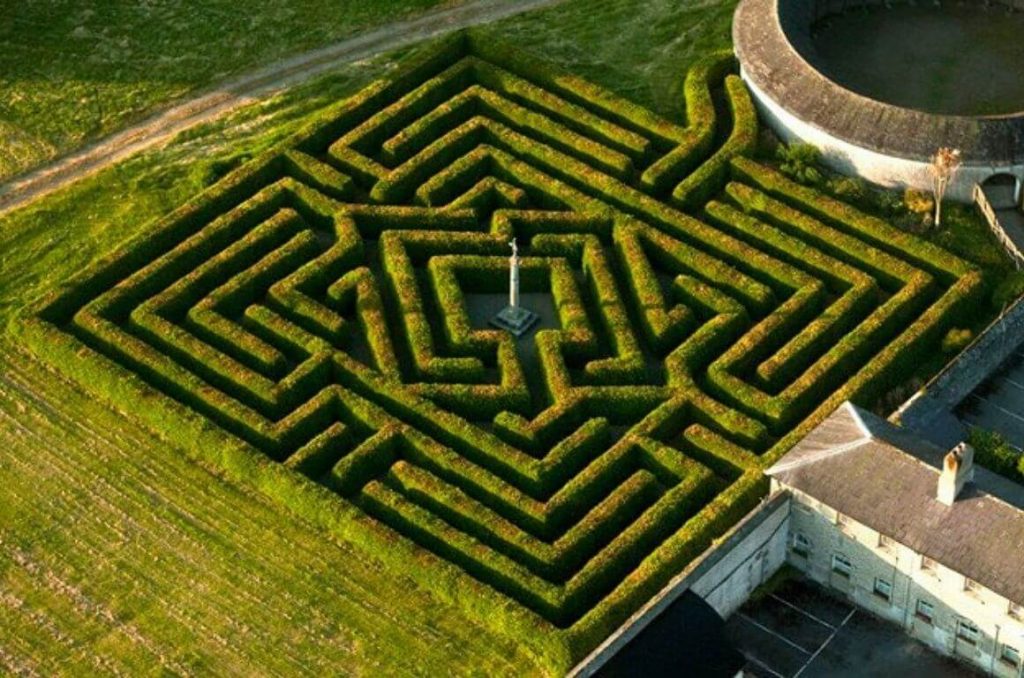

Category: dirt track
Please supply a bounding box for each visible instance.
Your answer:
[0,0,564,218]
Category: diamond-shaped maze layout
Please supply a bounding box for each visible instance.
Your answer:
[29,33,982,664]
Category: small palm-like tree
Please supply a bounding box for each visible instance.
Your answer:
[930,147,961,227]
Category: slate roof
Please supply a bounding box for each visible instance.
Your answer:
[596,590,744,678]
[768,402,1024,605]
[733,0,1024,164]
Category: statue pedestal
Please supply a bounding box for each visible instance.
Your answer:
[489,305,539,338]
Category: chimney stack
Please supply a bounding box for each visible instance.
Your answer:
[938,442,974,506]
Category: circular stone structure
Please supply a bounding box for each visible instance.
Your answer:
[733,0,1024,202]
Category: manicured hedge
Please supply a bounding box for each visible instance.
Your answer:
[465,33,690,155]
[671,74,757,210]
[640,51,735,195]
[24,29,989,676]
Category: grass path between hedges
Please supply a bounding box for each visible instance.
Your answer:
[0,344,540,676]
[0,0,567,218]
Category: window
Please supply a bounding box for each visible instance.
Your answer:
[832,554,852,578]
[921,556,938,574]
[1001,644,1021,668]
[916,599,935,624]
[873,577,893,601]
[792,533,811,558]
[878,534,897,552]
[956,619,980,645]
[964,578,983,597]
[1009,602,1024,621]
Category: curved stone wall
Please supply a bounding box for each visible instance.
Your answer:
[733,0,1024,200]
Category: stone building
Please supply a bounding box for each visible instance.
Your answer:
[732,0,1024,203]
[769,402,1024,677]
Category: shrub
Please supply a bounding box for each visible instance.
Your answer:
[775,142,822,186]
[825,175,869,207]
[992,271,1024,309]
[671,75,757,209]
[640,51,734,195]
[940,327,973,354]
[904,188,935,216]
[969,427,1022,481]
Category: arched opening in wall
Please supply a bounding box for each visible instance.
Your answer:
[981,173,1023,211]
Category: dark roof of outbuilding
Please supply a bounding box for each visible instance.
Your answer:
[596,590,745,678]
[733,0,1024,164]
[768,402,1024,605]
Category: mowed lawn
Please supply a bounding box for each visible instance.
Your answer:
[0,0,462,182]
[0,349,536,676]
[0,0,741,674]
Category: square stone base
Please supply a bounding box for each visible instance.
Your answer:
[489,305,539,337]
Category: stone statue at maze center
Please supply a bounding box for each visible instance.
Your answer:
[489,237,539,337]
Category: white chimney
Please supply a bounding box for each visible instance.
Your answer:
[937,442,974,506]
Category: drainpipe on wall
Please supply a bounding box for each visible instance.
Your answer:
[900,553,913,633]
[992,624,1000,676]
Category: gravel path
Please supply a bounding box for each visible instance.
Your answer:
[0,0,564,218]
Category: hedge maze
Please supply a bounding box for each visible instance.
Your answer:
[27,33,983,670]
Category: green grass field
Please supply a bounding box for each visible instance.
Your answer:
[0,0,460,182]
[0,348,537,676]
[0,0,1012,674]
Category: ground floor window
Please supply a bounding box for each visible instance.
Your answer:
[873,577,892,602]
[831,553,852,578]
[1001,644,1021,667]
[956,619,980,645]
[915,599,934,624]
[792,533,811,558]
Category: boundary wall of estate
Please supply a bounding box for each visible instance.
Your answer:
[734,0,1024,202]
[896,296,1024,446]
[569,491,791,677]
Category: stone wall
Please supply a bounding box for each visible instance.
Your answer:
[734,0,1024,202]
[742,71,1024,202]
[896,296,1024,445]
[691,493,791,618]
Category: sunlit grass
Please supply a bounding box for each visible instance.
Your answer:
[0,0,458,181]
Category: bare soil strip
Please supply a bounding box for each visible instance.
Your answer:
[0,0,564,218]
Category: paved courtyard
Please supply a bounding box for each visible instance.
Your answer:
[724,575,978,678]
[959,349,1024,450]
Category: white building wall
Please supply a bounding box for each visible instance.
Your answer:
[691,494,790,618]
[742,70,1024,204]
[776,481,1024,677]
